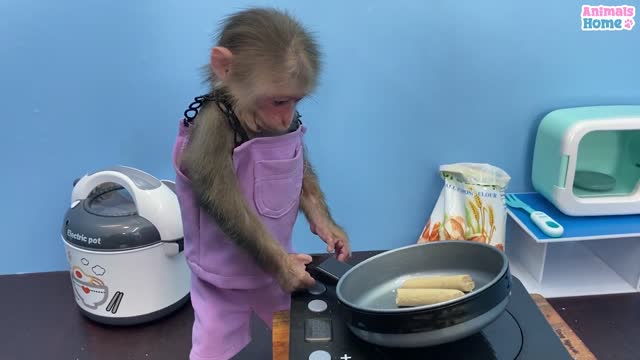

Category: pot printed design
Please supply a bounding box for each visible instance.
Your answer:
[71,265,109,310]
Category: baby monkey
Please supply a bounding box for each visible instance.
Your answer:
[171,7,350,360]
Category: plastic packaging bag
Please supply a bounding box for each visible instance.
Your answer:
[417,163,511,251]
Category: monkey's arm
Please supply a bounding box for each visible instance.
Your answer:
[299,146,331,225]
[300,146,351,260]
[181,106,289,275]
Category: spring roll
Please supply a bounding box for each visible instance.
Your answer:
[396,288,464,307]
[401,274,475,292]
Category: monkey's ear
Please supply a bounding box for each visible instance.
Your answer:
[210,47,233,80]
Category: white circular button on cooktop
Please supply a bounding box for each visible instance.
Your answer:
[308,282,326,295]
[308,299,328,313]
[309,350,331,360]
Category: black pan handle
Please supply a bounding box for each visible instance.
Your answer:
[307,255,354,285]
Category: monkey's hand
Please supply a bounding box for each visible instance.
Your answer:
[311,219,351,262]
[276,253,316,292]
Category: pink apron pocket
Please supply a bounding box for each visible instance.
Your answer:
[253,147,303,218]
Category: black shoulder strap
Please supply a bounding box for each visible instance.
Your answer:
[182,95,208,127]
[182,93,248,147]
[182,93,302,147]
[213,98,250,146]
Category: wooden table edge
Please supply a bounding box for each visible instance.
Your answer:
[273,293,596,360]
[530,294,596,360]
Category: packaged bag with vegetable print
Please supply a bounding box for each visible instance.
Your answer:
[418,163,511,251]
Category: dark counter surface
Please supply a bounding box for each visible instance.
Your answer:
[1,251,637,359]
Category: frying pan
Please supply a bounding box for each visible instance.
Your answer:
[307,241,512,348]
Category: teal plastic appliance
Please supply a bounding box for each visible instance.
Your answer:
[531,105,640,216]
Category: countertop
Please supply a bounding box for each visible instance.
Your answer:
[1,251,638,359]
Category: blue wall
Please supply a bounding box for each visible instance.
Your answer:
[1,0,639,275]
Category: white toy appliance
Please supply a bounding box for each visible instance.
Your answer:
[61,165,190,325]
[531,105,640,216]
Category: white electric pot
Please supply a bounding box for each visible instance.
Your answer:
[61,166,190,325]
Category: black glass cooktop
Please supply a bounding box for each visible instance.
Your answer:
[289,265,572,360]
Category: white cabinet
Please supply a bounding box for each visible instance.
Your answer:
[505,192,640,298]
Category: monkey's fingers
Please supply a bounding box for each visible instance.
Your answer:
[302,272,316,288]
[330,240,341,254]
[326,243,335,253]
[335,241,351,262]
[294,253,313,264]
[324,232,341,252]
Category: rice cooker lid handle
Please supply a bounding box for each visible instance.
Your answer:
[71,166,183,241]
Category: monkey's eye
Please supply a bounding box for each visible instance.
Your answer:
[272,99,289,107]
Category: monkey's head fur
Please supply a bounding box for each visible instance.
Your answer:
[205,7,321,135]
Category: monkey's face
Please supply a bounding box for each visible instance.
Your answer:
[210,45,315,135]
[252,93,303,133]
[234,78,307,135]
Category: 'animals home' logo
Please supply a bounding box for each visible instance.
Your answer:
[581,5,636,31]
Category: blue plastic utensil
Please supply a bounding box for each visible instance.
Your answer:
[505,194,564,237]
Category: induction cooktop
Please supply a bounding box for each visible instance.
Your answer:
[289,257,572,360]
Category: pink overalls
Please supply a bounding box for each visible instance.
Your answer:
[172,111,305,360]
